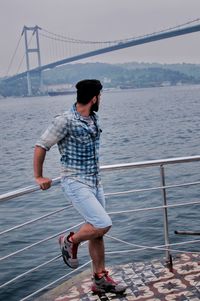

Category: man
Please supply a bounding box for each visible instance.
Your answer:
[33,79,126,294]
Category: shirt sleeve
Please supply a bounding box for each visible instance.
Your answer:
[36,114,68,151]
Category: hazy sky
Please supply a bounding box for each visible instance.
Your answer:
[1,0,200,77]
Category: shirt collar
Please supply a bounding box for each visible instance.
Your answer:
[71,103,97,121]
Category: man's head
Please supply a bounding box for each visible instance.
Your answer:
[76,79,103,112]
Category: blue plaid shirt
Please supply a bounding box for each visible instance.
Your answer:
[36,104,102,187]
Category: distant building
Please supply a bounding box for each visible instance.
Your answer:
[44,83,74,93]
[103,77,111,84]
[161,81,171,87]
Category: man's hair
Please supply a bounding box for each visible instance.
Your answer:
[76,79,103,104]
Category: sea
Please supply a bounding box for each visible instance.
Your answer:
[0,85,200,300]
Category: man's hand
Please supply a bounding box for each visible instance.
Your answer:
[35,177,52,190]
[34,146,52,190]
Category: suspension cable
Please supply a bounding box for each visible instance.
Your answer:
[6,34,23,76]
[40,18,200,45]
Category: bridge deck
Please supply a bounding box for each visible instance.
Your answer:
[5,23,200,83]
[35,252,200,301]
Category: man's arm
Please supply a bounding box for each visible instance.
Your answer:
[33,145,52,190]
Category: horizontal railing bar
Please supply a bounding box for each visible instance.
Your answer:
[0,254,62,289]
[1,182,199,237]
[0,205,72,236]
[0,222,84,262]
[1,200,199,261]
[2,180,199,236]
[1,179,200,204]
[0,177,61,202]
[100,155,200,171]
[20,260,92,301]
[108,199,200,215]
[105,181,200,197]
[1,155,200,202]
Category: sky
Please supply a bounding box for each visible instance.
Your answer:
[1,0,200,77]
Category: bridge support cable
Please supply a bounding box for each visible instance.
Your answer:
[5,35,23,77]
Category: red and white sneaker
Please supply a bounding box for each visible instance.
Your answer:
[91,270,127,294]
[58,232,79,269]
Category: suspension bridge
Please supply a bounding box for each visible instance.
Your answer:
[3,19,200,96]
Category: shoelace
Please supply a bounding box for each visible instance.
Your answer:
[95,270,118,285]
[104,271,118,285]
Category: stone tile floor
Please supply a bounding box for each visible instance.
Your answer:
[35,253,200,301]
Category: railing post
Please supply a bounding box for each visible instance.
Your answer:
[160,164,171,263]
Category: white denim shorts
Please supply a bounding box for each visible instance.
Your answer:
[61,177,112,229]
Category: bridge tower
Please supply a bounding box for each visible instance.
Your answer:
[22,25,42,96]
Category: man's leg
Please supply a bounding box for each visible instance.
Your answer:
[72,223,109,274]
[72,223,110,273]
[89,237,105,274]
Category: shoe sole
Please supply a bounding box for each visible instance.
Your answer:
[92,285,126,294]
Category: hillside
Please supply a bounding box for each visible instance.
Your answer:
[43,62,200,88]
[1,62,200,97]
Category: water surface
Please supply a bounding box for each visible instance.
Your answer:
[0,85,200,300]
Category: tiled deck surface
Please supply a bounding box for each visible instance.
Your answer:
[35,253,200,301]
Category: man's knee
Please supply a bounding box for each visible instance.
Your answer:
[102,225,112,235]
[95,225,111,237]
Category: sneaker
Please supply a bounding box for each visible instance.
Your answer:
[91,270,127,294]
[58,232,79,269]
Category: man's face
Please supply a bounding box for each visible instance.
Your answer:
[91,94,101,112]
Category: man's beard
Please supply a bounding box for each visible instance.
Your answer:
[91,101,99,113]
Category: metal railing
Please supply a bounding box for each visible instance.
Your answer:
[1,155,200,300]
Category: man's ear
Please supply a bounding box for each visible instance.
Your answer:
[91,96,97,104]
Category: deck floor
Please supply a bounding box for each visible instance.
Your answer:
[35,253,200,301]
